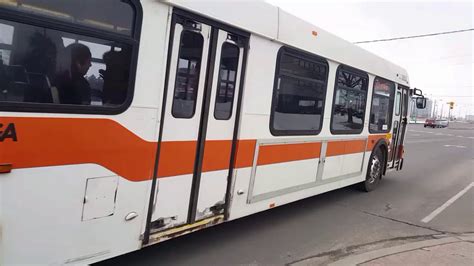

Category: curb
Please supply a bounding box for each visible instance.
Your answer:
[328,235,465,266]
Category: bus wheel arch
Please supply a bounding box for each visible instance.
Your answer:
[360,140,387,192]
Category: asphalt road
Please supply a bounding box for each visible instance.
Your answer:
[98,122,474,265]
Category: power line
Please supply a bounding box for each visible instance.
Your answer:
[427,95,473,98]
[425,85,473,88]
[354,28,473,44]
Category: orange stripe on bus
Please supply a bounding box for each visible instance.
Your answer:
[157,141,197,177]
[0,117,157,182]
[326,139,366,157]
[0,117,389,182]
[257,142,321,165]
[346,139,366,154]
[235,139,257,168]
[367,134,388,151]
[203,139,258,172]
[202,140,232,173]
[157,139,257,177]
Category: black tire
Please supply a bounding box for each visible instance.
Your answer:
[424,125,427,128]
[359,148,384,192]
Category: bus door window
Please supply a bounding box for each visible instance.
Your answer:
[389,91,402,163]
[214,42,240,120]
[171,30,204,118]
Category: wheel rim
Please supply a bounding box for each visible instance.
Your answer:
[368,155,381,184]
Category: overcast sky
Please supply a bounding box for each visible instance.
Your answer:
[266,0,473,117]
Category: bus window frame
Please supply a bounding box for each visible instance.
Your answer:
[330,64,369,135]
[0,0,142,115]
[368,76,396,134]
[269,46,329,136]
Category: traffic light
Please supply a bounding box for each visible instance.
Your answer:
[448,101,454,110]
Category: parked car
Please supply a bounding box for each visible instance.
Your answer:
[424,118,448,128]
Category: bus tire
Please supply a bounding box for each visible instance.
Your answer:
[360,148,384,192]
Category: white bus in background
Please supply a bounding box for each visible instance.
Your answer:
[0,0,426,264]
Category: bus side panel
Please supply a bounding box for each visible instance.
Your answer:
[0,165,149,264]
[227,34,385,221]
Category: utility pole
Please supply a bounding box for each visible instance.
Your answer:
[441,101,444,118]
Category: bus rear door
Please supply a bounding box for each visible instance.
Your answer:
[145,12,248,240]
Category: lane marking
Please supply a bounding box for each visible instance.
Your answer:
[443,144,467,148]
[421,182,474,223]
[405,139,455,144]
[456,136,464,138]
[409,130,434,134]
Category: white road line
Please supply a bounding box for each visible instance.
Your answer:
[421,182,474,223]
[456,136,464,138]
[444,144,467,148]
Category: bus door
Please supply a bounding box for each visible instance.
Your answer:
[390,85,409,169]
[147,13,247,235]
[388,87,402,168]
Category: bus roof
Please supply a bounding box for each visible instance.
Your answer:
[163,0,410,86]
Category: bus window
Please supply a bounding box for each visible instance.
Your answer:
[330,66,368,134]
[0,19,132,107]
[171,31,204,119]
[369,77,395,133]
[214,42,240,120]
[0,0,135,36]
[270,48,328,135]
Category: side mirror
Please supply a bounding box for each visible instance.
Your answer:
[416,97,426,109]
[413,88,423,96]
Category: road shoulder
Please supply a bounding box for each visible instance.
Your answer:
[292,233,474,266]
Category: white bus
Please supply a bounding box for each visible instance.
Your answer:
[0,0,426,264]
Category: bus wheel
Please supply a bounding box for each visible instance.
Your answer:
[360,148,384,192]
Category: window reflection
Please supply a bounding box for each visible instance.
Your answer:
[215,42,240,120]
[172,31,204,118]
[331,68,368,133]
[271,51,328,134]
[369,78,395,132]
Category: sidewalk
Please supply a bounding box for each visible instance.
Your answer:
[329,233,474,266]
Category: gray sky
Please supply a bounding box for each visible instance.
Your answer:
[267,0,473,117]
